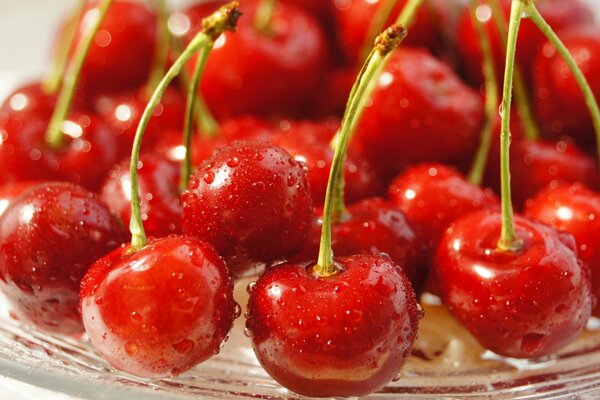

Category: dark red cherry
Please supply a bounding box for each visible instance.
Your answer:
[524,183,600,316]
[533,26,600,145]
[182,141,313,276]
[0,182,126,334]
[389,163,499,257]
[100,154,181,238]
[435,210,593,358]
[58,0,158,99]
[80,235,237,377]
[184,1,328,119]
[246,255,420,397]
[0,181,40,216]
[352,49,483,178]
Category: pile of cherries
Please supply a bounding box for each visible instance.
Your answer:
[0,0,600,397]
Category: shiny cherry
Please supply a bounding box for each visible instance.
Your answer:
[435,210,593,358]
[182,141,313,276]
[524,183,600,316]
[80,235,237,377]
[246,254,420,397]
[0,82,57,118]
[0,181,40,216]
[0,182,126,334]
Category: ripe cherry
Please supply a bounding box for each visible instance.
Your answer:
[0,182,127,334]
[0,82,57,118]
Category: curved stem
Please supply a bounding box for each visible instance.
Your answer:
[42,0,87,94]
[129,2,241,251]
[145,0,171,94]
[497,0,525,253]
[468,0,499,185]
[489,0,539,140]
[180,45,213,191]
[254,0,276,34]
[315,25,407,277]
[45,0,113,149]
[525,1,600,178]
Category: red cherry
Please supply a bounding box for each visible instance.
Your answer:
[0,82,57,118]
[533,26,600,145]
[389,163,499,257]
[100,154,182,238]
[80,235,237,377]
[352,49,483,178]
[0,181,40,216]
[281,0,333,24]
[524,183,600,316]
[182,141,313,276]
[184,1,328,119]
[435,210,593,358]
[0,182,126,334]
[58,0,158,99]
[246,255,420,397]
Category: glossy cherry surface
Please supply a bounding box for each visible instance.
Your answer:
[100,154,182,238]
[246,254,420,397]
[0,82,57,118]
[435,210,593,358]
[0,182,126,334]
[0,181,40,216]
[524,183,600,316]
[182,141,313,276]
[80,235,237,377]
[353,49,483,178]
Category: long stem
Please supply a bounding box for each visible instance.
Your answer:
[315,25,407,277]
[468,0,499,185]
[180,46,213,191]
[42,0,87,94]
[525,1,600,176]
[45,0,113,149]
[254,0,276,34]
[497,0,524,252]
[145,0,171,95]
[129,2,241,251]
[489,0,539,140]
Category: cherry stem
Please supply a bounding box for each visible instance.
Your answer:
[489,0,539,140]
[254,0,276,34]
[45,0,113,149]
[468,0,499,185]
[315,25,407,277]
[524,1,600,176]
[497,0,524,253]
[180,45,213,191]
[42,0,87,94]
[145,0,171,95]
[129,2,241,251]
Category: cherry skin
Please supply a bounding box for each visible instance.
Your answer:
[435,210,593,358]
[0,182,127,334]
[80,235,237,377]
[352,49,484,179]
[388,163,500,258]
[100,154,182,238]
[0,181,40,216]
[533,26,600,145]
[524,183,600,316]
[182,141,313,276]
[0,82,57,118]
[246,254,420,397]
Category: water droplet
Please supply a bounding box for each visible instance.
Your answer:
[125,342,139,356]
[243,327,251,337]
[172,339,194,354]
[130,311,142,322]
[521,332,546,354]
[233,303,242,319]
[226,157,239,167]
[203,171,215,184]
[246,281,256,294]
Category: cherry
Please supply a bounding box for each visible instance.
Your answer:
[434,210,593,358]
[389,163,499,257]
[58,0,159,99]
[524,183,600,317]
[182,141,313,276]
[0,182,126,334]
[0,181,39,216]
[100,154,182,238]
[80,235,237,377]
[246,255,420,397]
[533,26,600,145]
[352,48,484,178]
[0,82,57,118]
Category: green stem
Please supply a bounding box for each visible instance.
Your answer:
[315,25,407,277]
[497,0,525,253]
[468,0,498,185]
[145,0,171,95]
[254,0,276,34]
[525,1,600,177]
[45,0,113,149]
[129,2,241,251]
[180,45,213,191]
[489,0,539,140]
[358,0,397,63]
[42,0,87,94]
